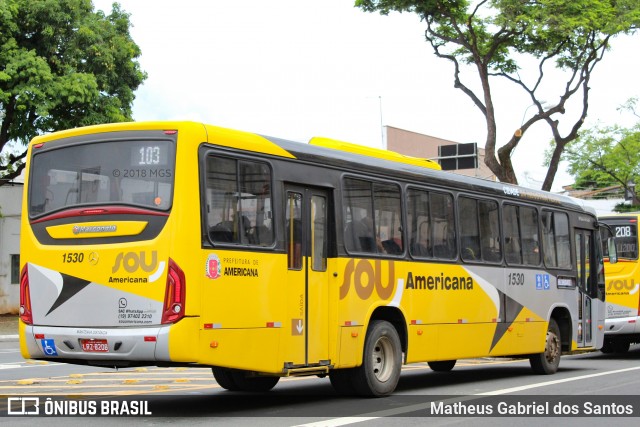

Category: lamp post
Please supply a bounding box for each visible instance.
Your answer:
[379,96,384,149]
[625,180,639,206]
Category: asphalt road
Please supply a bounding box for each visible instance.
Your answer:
[0,335,638,426]
[0,315,17,340]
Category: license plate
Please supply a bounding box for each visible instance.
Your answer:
[81,339,109,352]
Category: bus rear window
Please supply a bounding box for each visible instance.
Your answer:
[28,138,175,217]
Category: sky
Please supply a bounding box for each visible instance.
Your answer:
[92,0,640,192]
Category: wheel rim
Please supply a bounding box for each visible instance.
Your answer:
[371,335,394,382]
[545,330,560,364]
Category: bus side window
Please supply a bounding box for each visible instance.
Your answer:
[504,204,540,265]
[431,192,456,259]
[504,204,522,264]
[204,155,274,246]
[413,220,432,257]
[479,199,501,262]
[343,178,376,254]
[344,219,363,252]
[459,197,480,261]
[374,182,403,255]
[210,221,234,242]
[311,195,328,272]
[342,178,402,256]
[542,210,571,269]
[287,193,303,269]
[407,188,431,258]
[521,206,541,266]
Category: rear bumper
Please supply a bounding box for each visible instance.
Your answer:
[22,324,172,362]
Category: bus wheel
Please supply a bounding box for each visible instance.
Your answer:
[600,340,614,354]
[329,368,356,395]
[212,367,240,391]
[530,318,561,374]
[352,320,402,397]
[614,341,631,353]
[428,360,457,372]
[230,371,280,392]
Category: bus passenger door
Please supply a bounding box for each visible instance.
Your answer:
[285,186,331,367]
[575,228,596,347]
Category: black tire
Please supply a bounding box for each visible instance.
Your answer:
[614,340,631,353]
[230,370,280,392]
[329,368,357,395]
[428,360,457,372]
[351,320,402,397]
[600,340,614,354]
[530,318,561,374]
[212,367,240,391]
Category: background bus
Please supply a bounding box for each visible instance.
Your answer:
[20,121,607,396]
[600,214,640,353]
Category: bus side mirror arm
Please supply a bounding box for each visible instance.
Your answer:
[607,237,618,264]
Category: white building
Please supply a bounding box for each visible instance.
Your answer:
[0,180,22,314]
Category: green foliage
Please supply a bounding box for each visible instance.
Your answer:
[0,0,147,183]
[561,123,640,190]
[356,0,640,190]
[613,202,640,213]
[357,0,639,72]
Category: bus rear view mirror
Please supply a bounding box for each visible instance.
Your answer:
[608,237,618,264]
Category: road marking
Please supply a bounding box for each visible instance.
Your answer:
[476,366,640,395]
[0,377,215,383]
[295,366,640,427]
[0,365,226,395]
[0,363,22,370]
[0,361,64,371]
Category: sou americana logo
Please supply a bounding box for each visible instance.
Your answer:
[110,251,165,283]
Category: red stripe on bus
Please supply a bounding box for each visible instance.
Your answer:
[30,206,169,224]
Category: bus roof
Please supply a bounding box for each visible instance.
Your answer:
[599,212,640,220]
[31,121,589,214]
[265,134,587,213]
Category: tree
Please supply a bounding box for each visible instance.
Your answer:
[559,97,640,203]
[355,0,640,191]
[0,0,147,184]
[562,124,640,190]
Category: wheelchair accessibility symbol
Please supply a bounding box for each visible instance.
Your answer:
[536,274,551,290]
[41,339,58,356]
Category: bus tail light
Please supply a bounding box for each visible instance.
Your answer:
[162,258,186,324]
[19,265,33,325]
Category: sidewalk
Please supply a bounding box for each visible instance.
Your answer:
[0,314,19,341]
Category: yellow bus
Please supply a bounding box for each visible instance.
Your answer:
[599,214,640,353]
[20,121,609,396]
